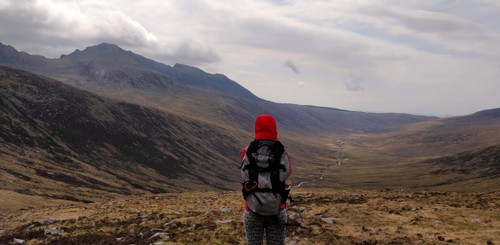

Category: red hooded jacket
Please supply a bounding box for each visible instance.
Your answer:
[240,114,292,212]
[254,114,278,140]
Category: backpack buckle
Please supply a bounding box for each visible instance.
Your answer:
[244,181,258,191]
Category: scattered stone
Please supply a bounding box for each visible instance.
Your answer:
[410,216,424,225]
[163,221,179,228]
[25,222,39,230]
[150,232,169,240]
[486,240,494,245]
[44,227,63,236]
[151,242,166,245]
[362,226,370,232]
[13,238,25,244]
[220,207,231,213]
[115,237,124,242]
[321,217,336,224]
[470,218,482,224]
[216,219,233,224]
[289,206,306,213]
[40,218,56,225]
[437,235,445,241]
[151,228,164,233]
[288,213,302,226]
[286,240,298,245]
[0,229,6,235]
[433,220,445,225]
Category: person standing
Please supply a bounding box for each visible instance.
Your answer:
[241,114,292,245]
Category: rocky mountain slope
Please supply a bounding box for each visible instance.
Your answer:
[0,65,243,203]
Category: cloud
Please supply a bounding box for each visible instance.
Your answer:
[283,60,300,74]
[0,0,499,115]
[345,74,364,92]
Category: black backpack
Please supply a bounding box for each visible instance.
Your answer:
[242,140,291,206]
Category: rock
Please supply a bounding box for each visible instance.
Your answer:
[13,238,25,244]
[289,206,306,213]
[151,228,164,233]
[470,218,481,224]
[433,220,445,225]
[163,221,179,228]
[321,217,336,224]
[150,232,169,240]
[216,219,233,224]
[40,218,55,225]
[220,207,231,213]
[25,222,39,230]
[44,227,63,236]
[486,240,494,245]
[288,213,302,226]
[115,237,124,242]
[286,240,298,245]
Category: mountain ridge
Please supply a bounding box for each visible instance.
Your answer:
[0,42,436,135]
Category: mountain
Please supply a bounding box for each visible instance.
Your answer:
[0,42,435,135]
[0,65,243,203]
[2,42,497,208]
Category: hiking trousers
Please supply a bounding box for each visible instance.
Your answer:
[243,209,287,245]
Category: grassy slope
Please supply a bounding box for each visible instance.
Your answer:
[0,189,498,244]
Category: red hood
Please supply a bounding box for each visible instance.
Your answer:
[255,114,278,140]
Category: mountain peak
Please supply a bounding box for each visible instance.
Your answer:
[73,43,127,56]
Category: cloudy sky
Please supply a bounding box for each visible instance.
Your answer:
[1,0,499,116]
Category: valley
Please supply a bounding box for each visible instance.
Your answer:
[0,42,499,243]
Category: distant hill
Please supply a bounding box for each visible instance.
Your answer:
[442,108,500,125]
[332,108,500,191]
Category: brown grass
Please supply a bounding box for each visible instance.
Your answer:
[1,189,498,245]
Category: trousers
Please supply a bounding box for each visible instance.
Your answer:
[243,209,287,245]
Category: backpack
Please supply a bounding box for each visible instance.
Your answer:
[241,140,292,215]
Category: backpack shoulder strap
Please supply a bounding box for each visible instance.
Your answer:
[243,140,259,181]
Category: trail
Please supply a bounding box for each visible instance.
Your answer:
[294,139,345,188]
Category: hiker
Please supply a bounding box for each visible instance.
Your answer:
[241,114,292,245]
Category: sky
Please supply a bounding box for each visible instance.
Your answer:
[1,0,499,116]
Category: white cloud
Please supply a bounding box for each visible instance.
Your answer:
[0,0,499,116]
